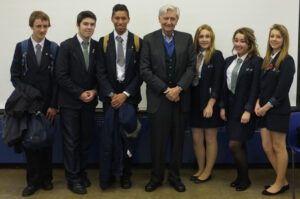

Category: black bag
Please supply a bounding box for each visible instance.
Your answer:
[22,112,53,149]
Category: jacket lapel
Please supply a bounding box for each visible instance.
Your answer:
[73,36,86,70]
[108,33,117,78]
[236,57,250,85]
[88,39,96,72]
[27,39,39,67]
[156,30,166,75]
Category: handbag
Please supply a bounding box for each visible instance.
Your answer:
[22,111,53,149]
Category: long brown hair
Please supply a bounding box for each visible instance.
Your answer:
[193,24,216,64]
[262,24,289,70]
[232,27,260,60]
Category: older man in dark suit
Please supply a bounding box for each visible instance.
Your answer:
[56,11,98,195]
[140,4,196,192]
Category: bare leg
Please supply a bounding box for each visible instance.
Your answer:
[192,128,205,177]
[266,131,288,193]
[198,128,218,180]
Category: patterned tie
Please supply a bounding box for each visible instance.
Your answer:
[116,36,125,66]
[192,52,204,86]
[81,41,89,69]
[230,58,243,94]
[35,44,42,66]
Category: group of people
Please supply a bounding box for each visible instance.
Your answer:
[7,3,295,197]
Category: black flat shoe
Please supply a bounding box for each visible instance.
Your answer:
[262,186,287,195]
[194,175,212,184]
[236,181,251,191]
[264,184,289,191]
[190,175,198,181]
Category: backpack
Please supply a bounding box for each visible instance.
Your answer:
[103,34,140,53]
[20,39,58,76]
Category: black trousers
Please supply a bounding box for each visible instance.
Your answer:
[149,98,187,183]
[24,146,52,186]
[60,107,94,184]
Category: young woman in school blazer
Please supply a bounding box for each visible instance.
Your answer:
[190,24,224,183]
[255,24,295,196]
[220,27,262,191]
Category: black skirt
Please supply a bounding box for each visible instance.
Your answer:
[258,113,290,133]
[226,92,256,141]
[190,84,223,128]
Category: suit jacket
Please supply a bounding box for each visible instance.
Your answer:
[10,38,58,112]
[193,50,224,110]
[56,35,98,109]
[259,54,295,115]
[140,29,196,113]
[97,31,142,106]
[220,55,262,120]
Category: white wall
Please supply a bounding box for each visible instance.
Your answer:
[0,0,298,110]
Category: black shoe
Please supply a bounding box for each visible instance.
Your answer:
[169,180,186,192]
[42,181,53,190]
[68,182,87,194]
[236,180,251,191]
[189,175,198,181]
[145,180,161,192]
[230,179,240,187]
[264,184,289,191]
[194,175,212,184]
[22,185,39,197]
[82,177,91,187]
[120,176,132,189]
[262,186,287,195]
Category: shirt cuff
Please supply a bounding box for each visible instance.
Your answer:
[123,91,130,97]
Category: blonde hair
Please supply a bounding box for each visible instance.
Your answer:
[232,27,260,60]
[193,24,216,64]
[262,24,289,70]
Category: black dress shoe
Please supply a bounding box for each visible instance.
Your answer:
[194,175,212,184]
[262,186,287,195]
[169,180,186,192]
[145,181,161,192]
[120,176,132,189]
[42,181,53,190]
[189,175,198,181]
[236,181,251,191]
[22,185,39,197]
[68,182,87,194]
[82,177,91,187]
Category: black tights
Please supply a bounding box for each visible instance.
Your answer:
[229,140,250,183]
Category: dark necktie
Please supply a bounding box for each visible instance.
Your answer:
[82,41,89,69]
[35,44,42,66]
[116,36,125,66]
[230,58,243,94]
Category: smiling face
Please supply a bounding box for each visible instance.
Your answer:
[198,29,212,50]
[233,33,249,56]
[31,19,49,42]
[269,29,283,54]
[112,10,129,35]
[159,10,178,37]
[77,17,96,41]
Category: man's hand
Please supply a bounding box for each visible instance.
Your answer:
[164,86,182,102]
[79,89,97,103]
[111,93,127,109]
[46,107,58,122]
